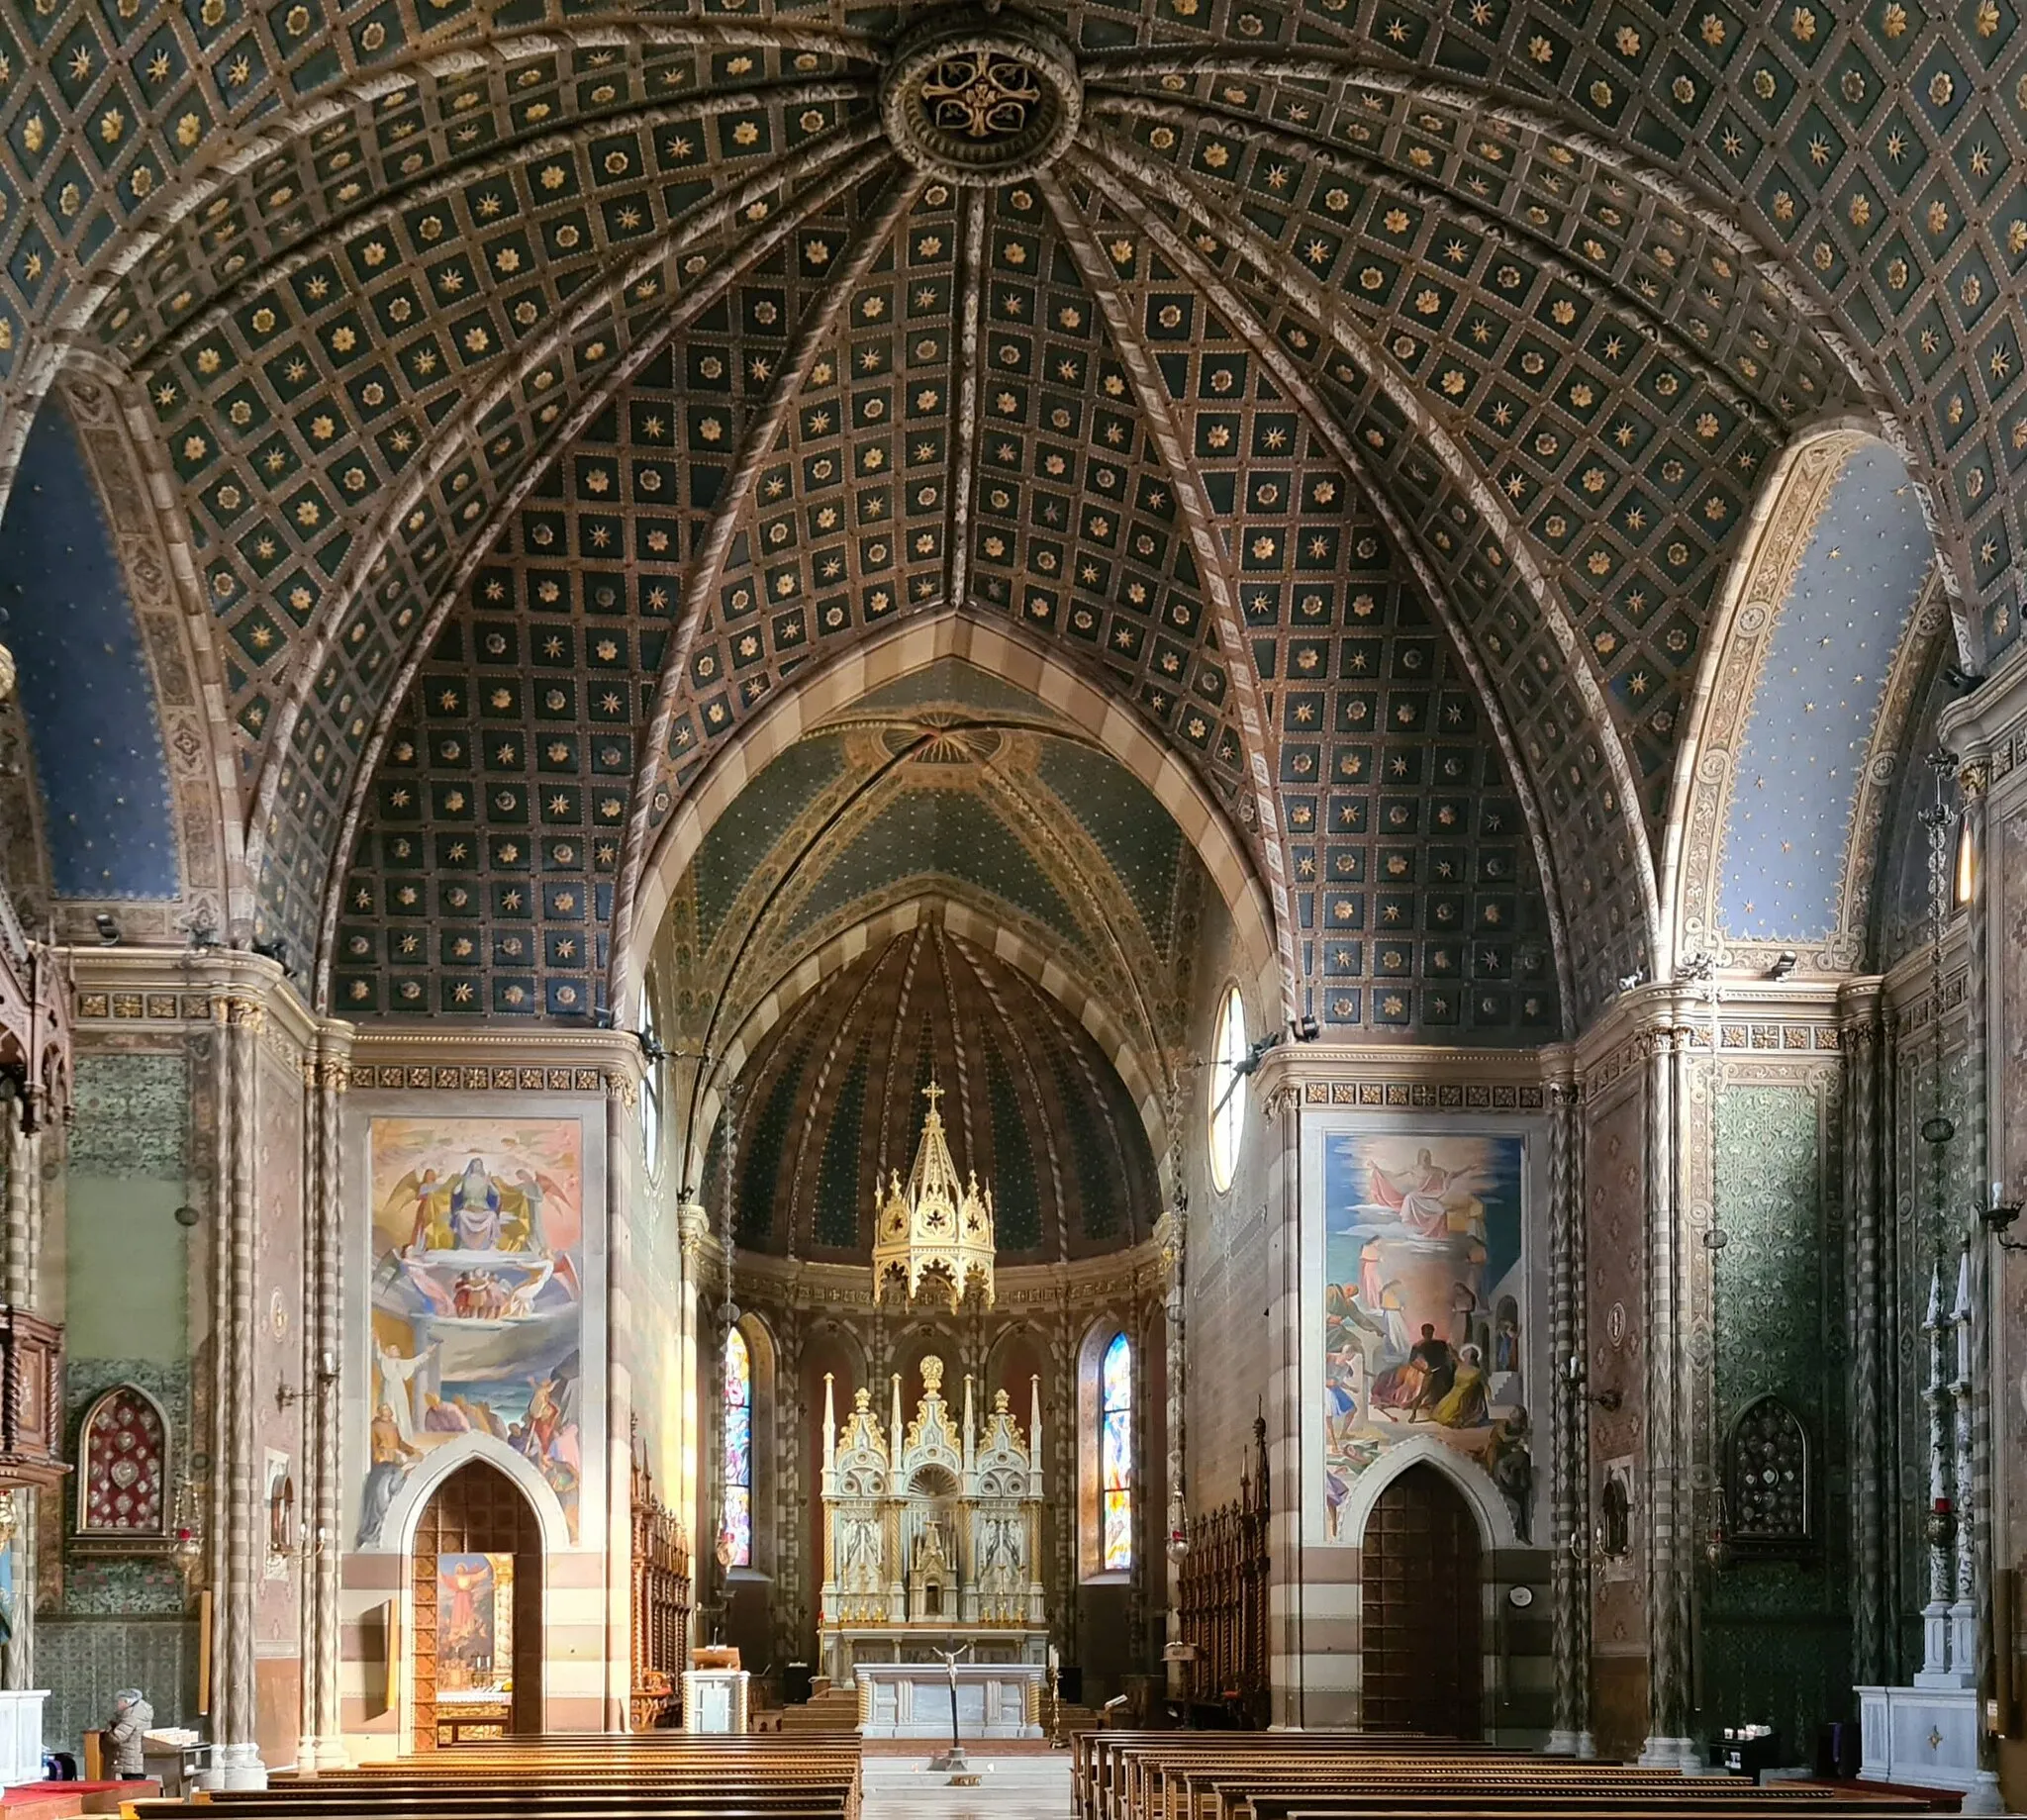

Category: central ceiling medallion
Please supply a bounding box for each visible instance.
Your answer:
[873,1081,997,1310]
[881,13,1082,185]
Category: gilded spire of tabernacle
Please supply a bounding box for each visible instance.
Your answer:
[872,1080,996,1310]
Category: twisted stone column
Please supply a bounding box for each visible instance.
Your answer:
[298,1038,348,1770]
[1547,1077,1593,1755]
[1641,1025,1695,1767]
[216,994,266,1787]
[1157,1210,1186,1696]
[1,1089,39,1694]
[606,1073,636,1730]
[1841,992,1890,1685]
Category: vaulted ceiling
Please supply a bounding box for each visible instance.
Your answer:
[701,921,1162,1261]
[0,0,1984,1031]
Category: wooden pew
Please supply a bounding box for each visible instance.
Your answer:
[1081,1733,1925,1820]
[129,1733,862,1820]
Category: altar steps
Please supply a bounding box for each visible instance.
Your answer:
[1049,1704,1103,1738]
[779,1688,862,1735]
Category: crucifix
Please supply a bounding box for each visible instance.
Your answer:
[928,1642,976,1780]
[921,1081,944,1116]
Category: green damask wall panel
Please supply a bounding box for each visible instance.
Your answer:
[66,1055,191,1367]
[1704,1083,1852,1752]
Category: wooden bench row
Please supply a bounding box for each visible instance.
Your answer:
[1077,1732,1929,1820]
[127,1734,862,1820]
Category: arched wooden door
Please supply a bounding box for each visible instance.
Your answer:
[410,1460,543,1749]
[1359,1463,1483,1738]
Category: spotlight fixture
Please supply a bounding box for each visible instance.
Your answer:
[637,1028,667,1065]
[251,935,292,977]
[1943,663,1985,692]
[1230,1030,1284,1079]
[1767,950,1797,979]
[1616,967,1647,993]
[1290,1014,1320,1042]
[93,912,120,946]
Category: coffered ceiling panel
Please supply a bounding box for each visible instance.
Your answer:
[3,0,1977,1031]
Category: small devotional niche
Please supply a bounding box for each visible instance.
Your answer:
[74,1383,170,1551]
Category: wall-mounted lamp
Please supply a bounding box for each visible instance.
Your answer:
[1564,1352,1622,1413]
[275,1350,339,1411]
[1290,1015,1320,1043]
[637,1028,668,1065]
[1980,1184,2027,1253]
[1766,951,1797,979]
[1616,968,1647,993]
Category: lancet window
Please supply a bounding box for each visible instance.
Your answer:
[722,1328,753,1569]
[1101,1331,1133,1572]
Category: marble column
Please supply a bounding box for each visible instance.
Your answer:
[1841,989,1891,1686]
[1156,1210,1186,1697]
[676,1202,710,1555]
[0,1087,38,1696]
[215,994,266,1787]
[1641,1024,1695,1768]
[606,1073,636,1730]
[311,1042,348,1768]
[1547,1076,1593,1756]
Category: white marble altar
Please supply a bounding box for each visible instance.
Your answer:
[853,1663,1043,1740]
[1855,1685,1986,1797]
[0,1689,44,1785]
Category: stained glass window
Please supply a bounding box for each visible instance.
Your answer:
[1207,987,1247,1192]
[721,1328,752,1569]
[1101,1331,1133,1571]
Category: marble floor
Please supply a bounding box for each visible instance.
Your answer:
[861,1753,1072,1818]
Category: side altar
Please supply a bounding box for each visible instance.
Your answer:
[817,1356,1049,1696]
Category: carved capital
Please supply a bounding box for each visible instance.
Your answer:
[610,1073,639,1111]
[215,994,265,1033]
[677,1200,713,1261]
[1959,760,1989,802]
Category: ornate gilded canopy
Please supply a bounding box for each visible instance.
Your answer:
[873,1081,997,1310]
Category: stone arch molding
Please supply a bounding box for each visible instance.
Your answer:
[1332,1434,1519,1556]
[376,1432,573,1562]
[616,608,1283,1028]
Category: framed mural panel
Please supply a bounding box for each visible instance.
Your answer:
[1304,1120,1542,1547]
[356,1113,589,1548]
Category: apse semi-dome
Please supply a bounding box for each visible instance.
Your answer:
[707,922,1158,1262]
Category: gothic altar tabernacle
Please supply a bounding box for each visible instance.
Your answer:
[817,1356,1049,1707]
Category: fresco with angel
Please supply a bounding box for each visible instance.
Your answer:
[358,1116,586,1546]
[1319,1132,1530,1539]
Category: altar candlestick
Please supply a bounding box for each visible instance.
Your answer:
[963,1373,976,1473]
[1029,1374,1042,1481]
[891,1373,904,1473]
[822,1372,836,1478]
